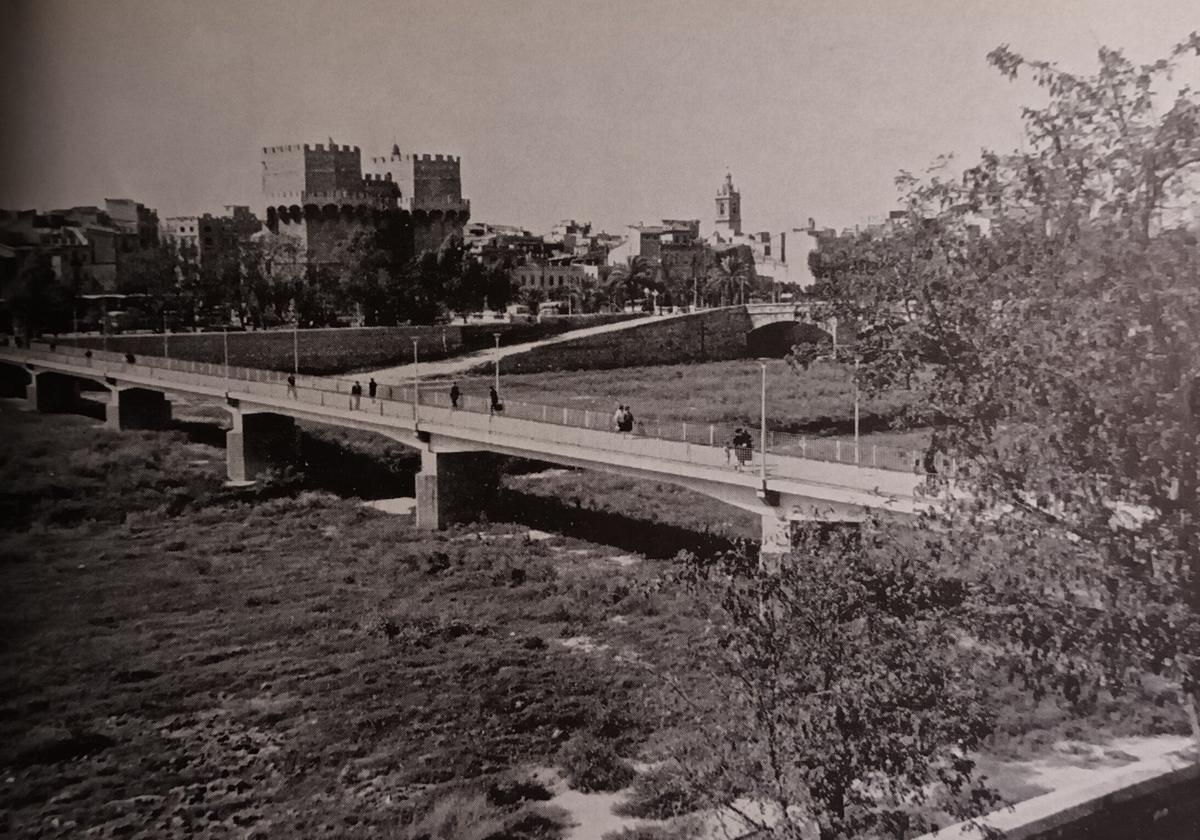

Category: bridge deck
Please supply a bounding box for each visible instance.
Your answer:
[1,344,930,517]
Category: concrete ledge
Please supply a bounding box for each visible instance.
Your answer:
[918,752,1198,840]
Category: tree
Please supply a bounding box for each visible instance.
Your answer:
[654,529,998,840]
[606,256,656,309]
[5,255,75,337]
[804,35,1200,745]
[704,247,756,306]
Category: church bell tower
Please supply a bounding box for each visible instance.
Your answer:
[715,172,742,237]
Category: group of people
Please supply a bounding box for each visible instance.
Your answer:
[348,377,379,409]
[612,404,636,433]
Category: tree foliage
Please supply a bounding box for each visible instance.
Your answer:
[658,529,998,840]
[800,34,1200,743]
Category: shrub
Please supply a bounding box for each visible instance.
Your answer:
[558,733,634,792]
[486,774,554,807]
[600,818,702,840]
[405,789,570,840]
[614,762,702,820]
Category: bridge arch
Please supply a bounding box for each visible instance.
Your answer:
[746,321,833,357]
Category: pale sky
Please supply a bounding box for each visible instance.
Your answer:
[1,0,1196,235]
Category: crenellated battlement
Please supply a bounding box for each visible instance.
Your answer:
[262,143,362,155]
[367,153,461,165]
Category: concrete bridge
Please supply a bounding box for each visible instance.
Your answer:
[0,344,931,554]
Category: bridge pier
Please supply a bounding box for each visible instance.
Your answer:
[0,362,29,398]
[415,449,501,530]
[106,387,172,431]
[226,411,298,483]
[761,513,796,559]
[26,371,81,413]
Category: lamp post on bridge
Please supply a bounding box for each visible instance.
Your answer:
[492,332,501,395]
[853,355,861,464]
[411,337,420,421]
[759,359,769,486]
[222,327,230,391]
[293,319,300,378]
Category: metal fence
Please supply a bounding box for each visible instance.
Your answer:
[15,342,934,475]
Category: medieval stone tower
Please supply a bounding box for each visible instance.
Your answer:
[714,172,742,237]
[261,140,470,271]
[364,145,471,253]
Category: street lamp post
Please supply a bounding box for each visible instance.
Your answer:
[759,360,769,485]
[411,337,420,420]
[492,332,501,394]
[293,319,300,377]
[162,313,169,358]
[853,355,861,464]
[222,327,230,389]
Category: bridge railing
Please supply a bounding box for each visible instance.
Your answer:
[413,382,928,475]
[14,343,932,476]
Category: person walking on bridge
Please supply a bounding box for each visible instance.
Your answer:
[351,381,363,410]
[613,404,625,432]
[489,385,503,415]
[368,377,378,401]
[732,427,753,470]
[286,373,297,398]
[450,382,461,409]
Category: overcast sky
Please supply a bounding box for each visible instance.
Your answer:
[1,0,1195,234]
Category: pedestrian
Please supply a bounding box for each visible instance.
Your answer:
[351,381,362,410]
[489,385,503,415]
[124,352,136,364]
[731,427,752,470]
[368,377,378,400]
[449,382,461,409]
[922,438,940,475]
[612,404,625,432]
[621,405,635,434]
[84,349,93,360]
[287,373,297,398]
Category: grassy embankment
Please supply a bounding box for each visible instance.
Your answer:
[0,403,705,838]
[449,358,931,450]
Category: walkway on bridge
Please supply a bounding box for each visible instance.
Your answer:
[1,342,935,552]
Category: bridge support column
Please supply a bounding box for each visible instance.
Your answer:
[761,513,796,561]
[226,411,298,483]
[106,387,172,431]
[0,362,29,399]
[415,449,501,530]
[26,371,79,413]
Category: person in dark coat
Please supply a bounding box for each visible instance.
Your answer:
[368,377,378,400]
[489,386,503,414]
[732,427,753,470]
[450,382,461,409]
[351,381,363,410]
[287,374,297,398]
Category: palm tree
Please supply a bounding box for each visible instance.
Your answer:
[605,256,656,309]
[704,250,757,306]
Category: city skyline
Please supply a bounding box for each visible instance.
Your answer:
[1,0,1196,236]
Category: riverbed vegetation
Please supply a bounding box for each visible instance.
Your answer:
[0,401,1187,839]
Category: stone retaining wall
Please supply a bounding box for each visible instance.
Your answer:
[497,308,753,374]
